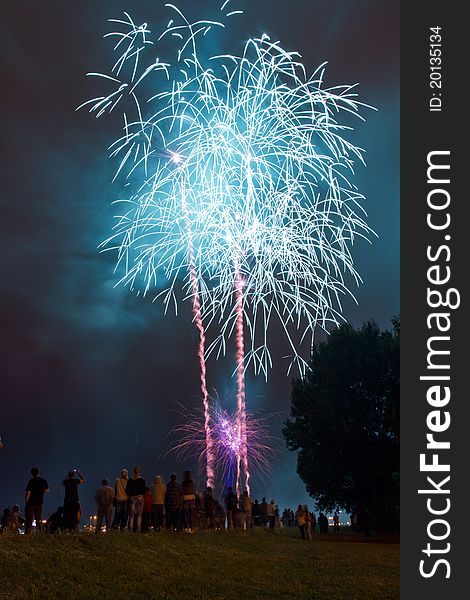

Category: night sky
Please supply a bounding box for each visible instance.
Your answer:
[0,0,399,521]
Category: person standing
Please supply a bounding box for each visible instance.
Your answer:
[304,505,312,541]
[94,479,114,533]
[235,494,245,530]
[295,504,306,540]
[224,486,237,530]
[274,504,280,528]
[141,487,152,532]
[252,499,260,527]
[62,469,85,531]
[151,475,165,531]
[24,467,49,534]
[214,500,226,530]
[181,471,196,532]
[311,511,317,536]
[204,486,215,530]
[260,497,268,527]
[350,512,358,534]
[289,509,295,527]
[126,467,146,533]
[113,468,129,531]
[281,509,289,528]
[242,490,252,530]
[333,511,340,534]
[268,499,276,529]
[318,511,328,534]
[166,473,182,530]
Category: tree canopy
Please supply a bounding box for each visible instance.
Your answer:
[283,318,399,532]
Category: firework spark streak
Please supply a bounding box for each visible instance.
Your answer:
[182,187,215,490]
[234,269,250,495]
[79,1,375,490]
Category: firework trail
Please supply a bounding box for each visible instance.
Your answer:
[181,186,215,490]
[234,268,250,495]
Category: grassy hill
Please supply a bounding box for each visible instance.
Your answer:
[0,529,399,600]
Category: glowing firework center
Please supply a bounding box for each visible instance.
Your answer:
[80,1,374,494]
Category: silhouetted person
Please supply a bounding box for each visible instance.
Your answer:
[95,478,114,533]
[47,507,63,533]
[126,467,146,533]
[304,505,312,541]
[235,494,245,529]
[214,501,226,530]
[166,473,182,530]
[318,512,328,534]
[181,470,196,532]
[289,509,295,527]
[350,512,358,534]
[275,504,280,528]
[311,512,317,535]
[142,487,152,532]
[113,468,129,531]
[151,475,165,531]
[242,490,252,530]
[204,486,215,530]
[295,504,306,540]
[24,466,49,534]
[62,469,85,531]
[260,497,268,526]
[268,499,276,529]
[252,499,261,526]
[333,511,340,533]
[281,509,289,528]
[224,486,237,530]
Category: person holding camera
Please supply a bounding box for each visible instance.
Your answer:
[62,468,85,531]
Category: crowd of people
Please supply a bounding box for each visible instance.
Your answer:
[281,507,345,540]
[0,466,356,538]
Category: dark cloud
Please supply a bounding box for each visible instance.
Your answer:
[0,0,398,516]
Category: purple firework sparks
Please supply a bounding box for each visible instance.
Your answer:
[169,398,279,494]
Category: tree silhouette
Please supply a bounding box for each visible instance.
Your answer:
[283,318,399,532]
